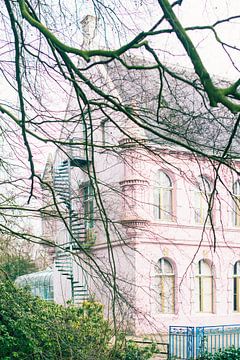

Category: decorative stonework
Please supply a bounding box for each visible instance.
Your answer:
[119,137,147,147]
[120,219,149,227]
[121,219,150,238]
[162,247,169,257]
[120,179,149,187]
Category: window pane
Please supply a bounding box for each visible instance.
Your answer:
[156,259,175,314]
[157,258,173,274]
[159,172,171,187]
[159,275,174,313]
[234,262,240,275]
[157,259,163,274]
[233,262,240,312]
[202,277,213,313]
[164,259,173,274]
[194,192,202,223]
[196,261,213,313]
[234,197,240,226]
[164,275,175,313]
[237,278,240,311]
[200,260,212,276]
[233,181,240,195]
[194,177,211,224]
[153,188,160,219]
[194,192,209,224]
[154,172,173,221]
[234,277,237,311]
[195,277,200,311]
[160,189,172,220]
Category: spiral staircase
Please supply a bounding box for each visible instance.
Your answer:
[53,158,89,304]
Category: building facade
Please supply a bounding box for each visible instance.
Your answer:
[41,16,240,335]
[41,121,240,336]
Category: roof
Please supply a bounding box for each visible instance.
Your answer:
[103,56,239,156]
[15,267,53,287]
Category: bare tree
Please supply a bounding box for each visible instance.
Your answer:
[0,0,240,338]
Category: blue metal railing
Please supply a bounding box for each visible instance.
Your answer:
[169,326,194,359]
[169,324,240,359]
[196,324,240,358]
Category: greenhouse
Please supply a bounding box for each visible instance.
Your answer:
[15,267,54,301]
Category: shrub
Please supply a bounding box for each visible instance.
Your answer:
[198,346,240,360]
[112,340,157,360]
[0,254,38,281]
[0,280,155,359]
[0,281,111,359]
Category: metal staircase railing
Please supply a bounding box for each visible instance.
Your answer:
[55,249,89,304]
[55,251,73,279]
[54,159,86,246]
[53,158,90,304]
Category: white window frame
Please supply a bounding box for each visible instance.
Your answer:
[233,181,240,227]
[233,261,240,312]
[194,177,211,224]
[196,260,213,313]
[155,258,175,314]
[153,171,173,221]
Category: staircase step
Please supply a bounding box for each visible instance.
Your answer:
[55,259,71,262]
[73,285,87,291]
[56,269,72,273]
[74,293,88,297]
[54,174,69,179]
[62,272,73,276]
[56,168,68,172]
[55,261,71,266]
[55,260,71,264]
[55,264,72,269]
[55,264,72,268]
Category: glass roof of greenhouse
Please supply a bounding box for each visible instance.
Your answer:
[15,267,54,301]
[15,267,53,287]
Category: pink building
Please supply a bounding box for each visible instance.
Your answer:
[41,17,240,338]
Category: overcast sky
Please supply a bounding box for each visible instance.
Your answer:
[90,0,240,79]
[0,0,240,172]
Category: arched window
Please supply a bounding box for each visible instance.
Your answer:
[233,261,240,311]
[196,260,213,313]
[194,177,211,224]
[155,258,175,313]
[153,171,173,221]
[233,181,240,226]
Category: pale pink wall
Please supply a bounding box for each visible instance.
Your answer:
[53,265,72,305]
[47,87,240,335]
[110,147,240,334]
[89,145,240,332]
[50,140,240,335]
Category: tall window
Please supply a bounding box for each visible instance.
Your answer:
[155,258,175,313]
[233,181,240,226]
[154,171,173,221]
[194,177,211,224]
[101,119,107,146]
[83,182,94,229]
[196,260,213,313]
[233,261,240,311]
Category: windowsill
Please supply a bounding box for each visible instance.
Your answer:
[150,221,240,232]
[181,222,216,229]
[227,226,240,231]
[151,221,212,229]
[194,312,215,315]
[152,219,176,225]
[155,312,178,316]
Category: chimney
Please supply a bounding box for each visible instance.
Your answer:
[81,15,96,49]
